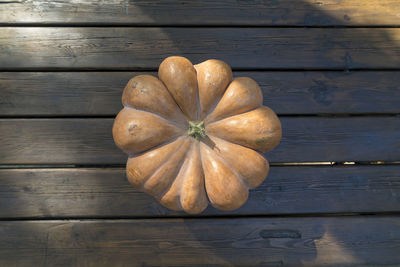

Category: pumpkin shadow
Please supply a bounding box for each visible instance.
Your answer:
[200,136,216,150]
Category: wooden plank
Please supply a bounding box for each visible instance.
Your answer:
[2,71,400,116]
[1,0,400,26]
[1,217,399,266]
[0,166,399,218]
[0,117,399,164]
[1,28,399,70]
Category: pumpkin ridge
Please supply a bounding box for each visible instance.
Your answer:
[206,135,269,189]
[157,140,195,209]
[194,59,233,120]
[201,136,250,190]
[123,106,188,132]
[157,78,191,122]
[168,143,194,210]
[158,56,199,120]
[180,141,209,214]
[205,131,278,154]
[204,77,263,124]
[122,74,187,126]
[193,65,201,121]
[127,135,184,158]
[199,86,227,121]
[205,105,260,126]
[112,107,185,155]
[143,137,192,199]
[126,136,187,190]
[205,106,282,153]
[196,143,213,209]
[199,142,249,211]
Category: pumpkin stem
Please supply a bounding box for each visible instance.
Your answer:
[188,121,206,141]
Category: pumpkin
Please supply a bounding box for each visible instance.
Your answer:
[112,56,282,214]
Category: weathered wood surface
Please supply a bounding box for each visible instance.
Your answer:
[1,0,399,265]
[0,166,399,218]
[1,117,399,164]
[2,71,400,116]
[1,0,400,26]
[1,217,400,266]
[1,28,400,70]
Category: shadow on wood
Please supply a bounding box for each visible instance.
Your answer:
[0,1,399,266]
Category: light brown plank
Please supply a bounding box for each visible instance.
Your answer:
[1,71,400,116]
[1,0,400,26]
[0,166,399,218]
[1,28,399,70]
[1,217,399,266]
[0,117,399,164]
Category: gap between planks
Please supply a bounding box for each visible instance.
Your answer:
[0,113,399,119]
[0,212,400,222]
[2,24,400,28]
[0,161,399,169]
[3,68,400,72]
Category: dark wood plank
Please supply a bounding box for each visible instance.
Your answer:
[1,28,399,70]
[1,0,400,26]
[1,217,399,266]
[0,166,399,218]
[0,117,399,164]
[2,71,400,116]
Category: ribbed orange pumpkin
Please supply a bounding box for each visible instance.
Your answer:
[112,56,282,214]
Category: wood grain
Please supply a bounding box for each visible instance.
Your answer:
[0,166,399,218]
[1,0,399,265]
[1,117,399,164]
[1,71,400,116]
[1,217,399,266]
[1,28,399,70]
[1,0,400,26]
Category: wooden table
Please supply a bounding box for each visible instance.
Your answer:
[0,1,399,266]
